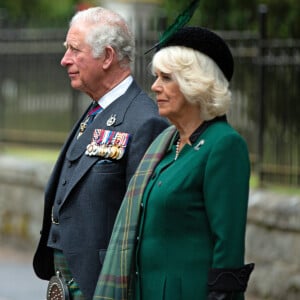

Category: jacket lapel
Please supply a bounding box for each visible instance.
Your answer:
[62,80,142,201]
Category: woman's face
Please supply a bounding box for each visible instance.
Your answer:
[151,70,187,121]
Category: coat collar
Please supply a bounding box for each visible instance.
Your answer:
[167,115,227,152]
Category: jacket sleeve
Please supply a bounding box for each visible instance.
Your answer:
[207,263,255,299]
[203,132,250,268]
[204,133,254,298]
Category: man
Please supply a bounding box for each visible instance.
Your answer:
[33,7,168,300]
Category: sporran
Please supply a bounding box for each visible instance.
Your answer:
[46,271,70,300]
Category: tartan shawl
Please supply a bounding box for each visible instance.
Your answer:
[93,125,176,300]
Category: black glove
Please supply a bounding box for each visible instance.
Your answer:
[207,291,234,300]
[207,263,255,296]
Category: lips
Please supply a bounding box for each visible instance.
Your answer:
[68,71,79,78]
[156,99,168,104]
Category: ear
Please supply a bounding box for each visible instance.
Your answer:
[102,46,115,70]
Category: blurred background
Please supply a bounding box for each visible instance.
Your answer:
[0,0,299,299]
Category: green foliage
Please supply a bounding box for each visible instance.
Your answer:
[0,0,299,37]
[0,0,79,27]
[161,0,299,38]
[262,0,300,38]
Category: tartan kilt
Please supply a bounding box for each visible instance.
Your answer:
[53,249,86,300]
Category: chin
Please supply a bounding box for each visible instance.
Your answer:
[158,109,169,118]
[70,81,81,90]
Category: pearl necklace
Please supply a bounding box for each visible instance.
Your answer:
[175,138,180,160]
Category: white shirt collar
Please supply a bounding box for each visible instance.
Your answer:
[97,76,133,109]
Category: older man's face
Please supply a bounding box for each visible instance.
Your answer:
[61,25,104,99]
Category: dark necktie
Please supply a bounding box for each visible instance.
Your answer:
[77,101,103,139]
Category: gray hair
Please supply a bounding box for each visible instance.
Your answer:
[70,7,135,65]
[152,46,231,121]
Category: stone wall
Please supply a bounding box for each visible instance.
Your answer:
[0,155,299,299]
[0,155,52,250]
[246,190,300,300]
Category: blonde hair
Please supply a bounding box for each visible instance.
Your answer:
[151,46,231,121]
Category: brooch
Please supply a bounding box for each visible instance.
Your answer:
[106,114,117,126]
[194,139,205,150]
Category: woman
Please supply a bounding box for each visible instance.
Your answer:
[93,26,254,300]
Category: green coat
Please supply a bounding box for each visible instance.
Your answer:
[134,119,250,300]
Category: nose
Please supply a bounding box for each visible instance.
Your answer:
[151,77,161,93]
[60,49,71,67]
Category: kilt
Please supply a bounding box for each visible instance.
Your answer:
[53,249,86,300]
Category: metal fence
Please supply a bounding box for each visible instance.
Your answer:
[0,26,299,186]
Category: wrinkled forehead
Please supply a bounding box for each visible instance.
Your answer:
[65,24,89,46]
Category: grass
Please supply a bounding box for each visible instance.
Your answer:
[0,144,60,163]
[250,171,300,195]
[1,144,299,196]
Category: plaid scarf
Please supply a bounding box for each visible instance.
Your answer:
[93,125,176,300]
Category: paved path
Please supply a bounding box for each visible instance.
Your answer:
[0,245,47,300]
[0,245,260,300]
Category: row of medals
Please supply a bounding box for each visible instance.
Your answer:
[85,142,125,160]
